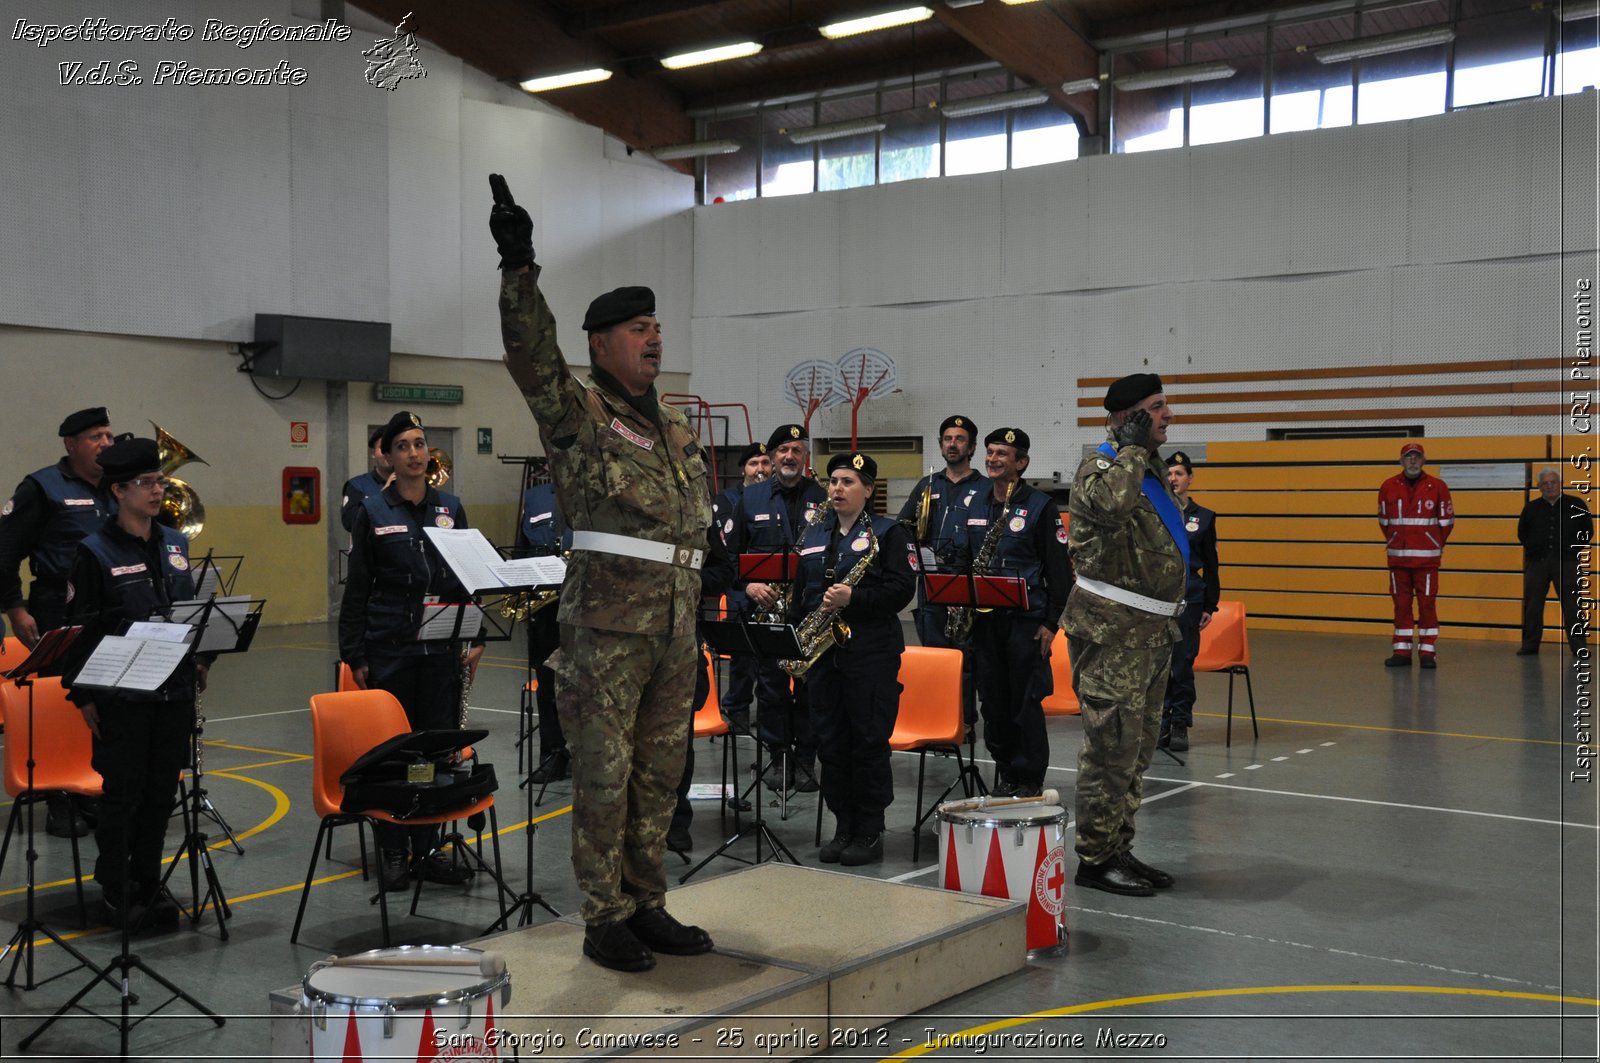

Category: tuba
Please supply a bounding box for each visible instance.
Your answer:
[780,512,878,677]
[152,422,208,539]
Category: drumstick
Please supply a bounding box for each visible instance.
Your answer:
[323,951,506,978]
[939,788,1060,816]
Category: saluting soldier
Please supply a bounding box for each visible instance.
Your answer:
[1066,374,1185,898]
[492,173,714,973]
[339,410,484,893]
[953,428,1071,798]
[797,452,915,866]
[711,441,770,733]
[0,407,118,838]
[516,478,570,783]
[1160,451,1221,753]
[728,424,828,793]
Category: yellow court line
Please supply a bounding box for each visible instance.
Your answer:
[208,740,312,759]
[205,755,308,772]
[884,984,1600,1060]
[1193,710,1578,747]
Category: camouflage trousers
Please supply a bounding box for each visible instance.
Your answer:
[1068,636,1172,864]
[553,625,696,925]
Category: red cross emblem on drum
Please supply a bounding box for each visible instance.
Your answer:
[937,800,1067,953]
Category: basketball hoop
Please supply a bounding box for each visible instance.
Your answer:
[783,359,846,435]
[835,347,897,450]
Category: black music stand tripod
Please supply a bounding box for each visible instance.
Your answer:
[681,619,805,883]
[0,630,119,996]
[22,630,223,1056]
[172,551,248,854]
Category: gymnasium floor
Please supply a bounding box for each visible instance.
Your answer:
[0,622,1594,1061]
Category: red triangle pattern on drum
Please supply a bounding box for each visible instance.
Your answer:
[1027,823,1053,947]
[943,826,962,891]
[981,829,1009,899]
[417,1007,439,1060]
[341,1009,362,1061]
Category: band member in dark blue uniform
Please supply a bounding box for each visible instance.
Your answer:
[516,479,570,782]
[796,452,915,866]
[954,428,1072,797]
[62,437,205,929]
[1160,452,1220,752]
[712,442,770,734]
[340,410,485,892]
[340,425,393,533]
[0,407,118,838]
[729,424,827,793]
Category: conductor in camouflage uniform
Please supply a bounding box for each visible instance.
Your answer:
[1065,374,1187,898]
[492,174,714,972]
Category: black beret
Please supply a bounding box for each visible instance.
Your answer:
[984,427,1030,453]
[582,286,656,333]
[379,410,424,453]
[939,415,976,439]
[766,424,808,450]
[367,424,386,448]
[738,441,768,468]
[826,451,877,482]
[1104,373,1163,412]
[97,437,161,484]
[1166,450,1193,472]
[59,407,109,438]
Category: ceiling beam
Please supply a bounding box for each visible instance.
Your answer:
[564,0,732,37]
[352,0,696,169]
[935,1,1102,134]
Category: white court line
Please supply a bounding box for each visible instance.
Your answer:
[1194,780,1597,831]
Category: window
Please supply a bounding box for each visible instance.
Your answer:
[704,113,758,203]
[1556,16,1600,96]
[1452,0,1548,107]
[1113,44,1186,153]
[1270,15,1355,133]
[1011,103,1079,168]
[879,84,940,185]
[1189,31,1265,145]
[817,94,879,192]
[761,104,815,197]
[1354,1,1449,124]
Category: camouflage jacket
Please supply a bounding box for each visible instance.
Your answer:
[1062,435,1185,648]
[500,268,713,637]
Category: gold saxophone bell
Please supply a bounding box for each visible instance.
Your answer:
[151,422,207,540]
[426,448,452,488]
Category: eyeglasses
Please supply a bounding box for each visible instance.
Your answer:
[126,476,170,490]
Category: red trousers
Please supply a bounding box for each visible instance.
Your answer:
[1389,566,1439,657]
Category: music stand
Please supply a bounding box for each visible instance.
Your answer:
[22,621,224,1056]
[159,594,265,936]
[925,573,1031,795]
[0,628,119,996]
[169,551,248,857]
[682,618,805,882]
[732,550,810,819]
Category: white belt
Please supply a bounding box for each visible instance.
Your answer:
[570,529,703,571]
[1076,576,1184,617]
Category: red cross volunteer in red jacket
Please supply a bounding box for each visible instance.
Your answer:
[1377,442,1454,669]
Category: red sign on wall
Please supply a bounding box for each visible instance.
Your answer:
[290,422,310,448]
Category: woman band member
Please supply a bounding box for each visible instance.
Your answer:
[794,452,915,866]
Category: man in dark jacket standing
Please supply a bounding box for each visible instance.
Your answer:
[1159,451,1220,752]
[1517,467,1593,656]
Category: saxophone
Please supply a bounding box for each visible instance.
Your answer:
[780,513,878,677]
[944,480,1016,644]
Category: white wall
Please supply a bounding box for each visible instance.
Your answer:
[688,93,1597,481]
[0,0,696,368]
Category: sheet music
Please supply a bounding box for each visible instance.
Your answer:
[127,621,192,643]
[418,603,485,641]
[423,527,555,591]
[74,636,189,692]
[193,564,223,599]
[168,596,254,654]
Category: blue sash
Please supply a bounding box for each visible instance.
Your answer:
[1097,442,1189,571]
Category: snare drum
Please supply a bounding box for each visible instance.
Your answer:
[302,945,512,1062]
[937,802,1067,954]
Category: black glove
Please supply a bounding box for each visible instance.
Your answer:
[488,173,534,271]
[1114,408,1153,451]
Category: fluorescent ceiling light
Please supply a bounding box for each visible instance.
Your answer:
[519,68,612,92]
[820,7,935,40]
[1562,1,1600,21]
[653,139,742,161]
[945,0,984,7]
[1060,77,1102,95]
[1114,61,1236,91]
[942,87,1049,118]
[660,41,763,70]
[1313,26,1456,64]
[788,118,888,144]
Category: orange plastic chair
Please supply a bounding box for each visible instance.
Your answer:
[690,652,739,821]
[0,678,104,926]
[290,689,507,946]
[1193,600,1256,746]
[891,646,981,862]
[1041,631,1081,715]
[0,636,28,727]
[337,662,358,692]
